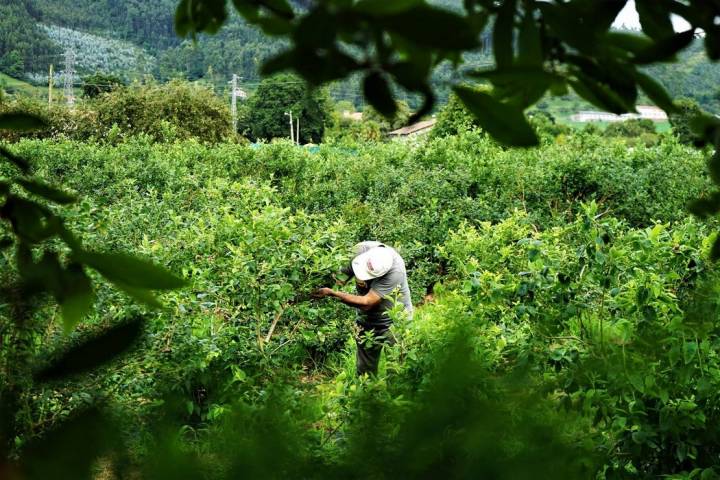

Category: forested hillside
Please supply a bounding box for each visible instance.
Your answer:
[2,0,719,111]
[3,129,720,477]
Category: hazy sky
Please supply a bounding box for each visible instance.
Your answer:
[613,0,691,31]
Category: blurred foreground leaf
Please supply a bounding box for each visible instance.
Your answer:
[17,179,77,205]
[19,408,119,480]
[74,251,187,290]
[453,86,539,147]
[0,113,47,131]
[35,317,145,382]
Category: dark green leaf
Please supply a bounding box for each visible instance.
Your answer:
[407,88,435,125]
[578,0,628,32]
[634,71,677,113]
[605,32,654,55]
[567,55,638,108]
[57,222,82,252]
[470,67,563,85]
[260,50,296,76]
[74,251,187,290]
[493,0,516,68]
[293,8,335,48]
[0,145,31,173]
[388,61,431,91]
[453,85,539,147]
[388,61,435,123]
[636,0,675,40]
[688,192,720,219]
[380,6,480,50]
[708,150,720,185]
[20,408,119,479]
[537,3,595,53]
[35,318,145,382]
[570,73,633,115]
[240,0,294,19]
[114,283,163,309]
[706,27,720,60]
[712,235,720,261]
[0,113,47,131]
[20,250,62,295]
[354,0,422,15]
[538,1,625,52]
[363,71,397,118]
[633,29,695,64]
[58,264,94,333]
[254,15,293,35]
[517,9,542,67]
[261,48,359,85]
[689,113,720,144]
[17,178,77,205]
[0,196,56,244]
[471,67,559,109]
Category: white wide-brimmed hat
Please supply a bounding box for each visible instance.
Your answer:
[351,246,394,281]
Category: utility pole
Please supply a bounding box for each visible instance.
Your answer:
[48,64,54,105]
[285,111,294,143]
[296,116,300,145]
[63,49,76,108]
[229,74,238,130]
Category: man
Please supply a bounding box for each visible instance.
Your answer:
[314,241,413,376]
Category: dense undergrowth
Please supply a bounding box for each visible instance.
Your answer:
[3,131,720,478]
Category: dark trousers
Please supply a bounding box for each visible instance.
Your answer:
[355,325,395,376]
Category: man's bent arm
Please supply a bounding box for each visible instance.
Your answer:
[328,289,382,311]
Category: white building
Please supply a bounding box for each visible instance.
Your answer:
[571,105,668,123]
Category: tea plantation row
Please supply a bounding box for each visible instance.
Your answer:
[3,131,720,478]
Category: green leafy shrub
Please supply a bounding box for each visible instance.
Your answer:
[436,204,720,475]
[3,132,717,478]
[430,90,483,139]
[238,73,331,143]
[604,118,657,138]
[0,81,234,144]
[94,80,233,143]
[82,72,125,99]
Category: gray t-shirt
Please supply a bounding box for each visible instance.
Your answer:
[343,244,413,328]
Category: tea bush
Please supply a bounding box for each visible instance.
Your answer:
[2,131,718,477]
[0,81,234,144]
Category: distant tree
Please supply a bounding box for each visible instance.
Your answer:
[528,110,572,139]
[94,80,233,143]
[0,51,24,78]
[604,119,656,138]
[430,91,484,139]
[238,73,330,143]
[669,98,704,145]
[82,72,125,99]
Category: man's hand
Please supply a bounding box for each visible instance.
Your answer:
[311,287,334,299]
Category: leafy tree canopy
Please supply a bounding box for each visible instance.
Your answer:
[669,97,704,145]
[238,73,331,143]
[81,72,126,99]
